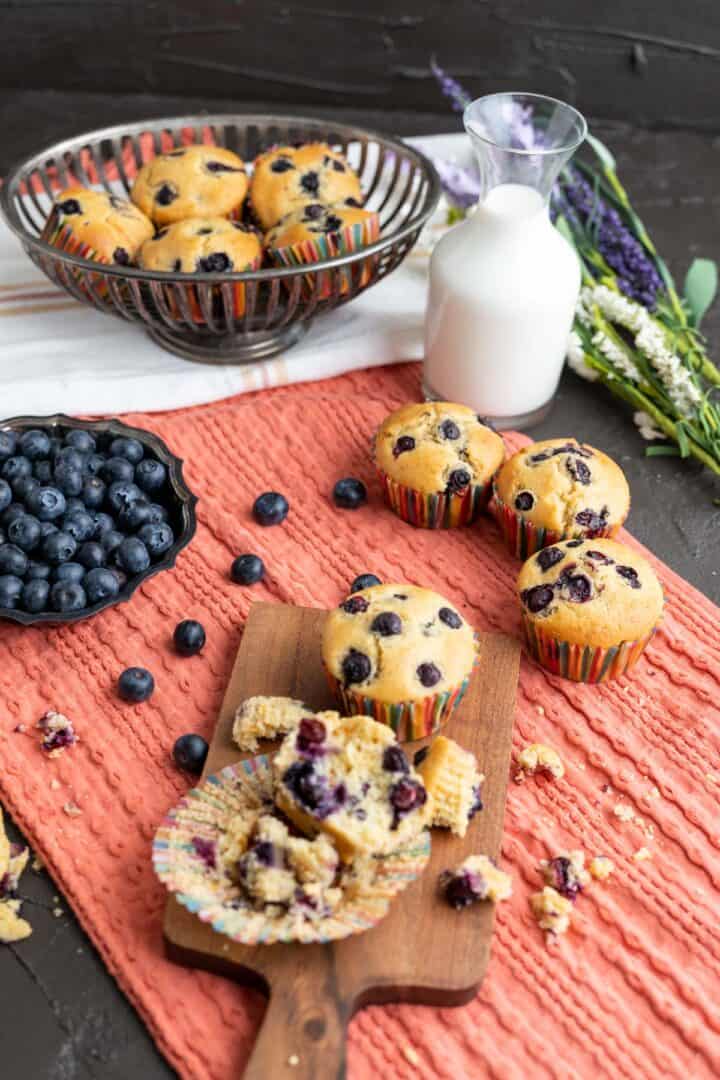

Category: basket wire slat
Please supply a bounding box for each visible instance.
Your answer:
[0,114,440,365]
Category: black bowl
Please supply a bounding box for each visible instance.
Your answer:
[0,413,197,625]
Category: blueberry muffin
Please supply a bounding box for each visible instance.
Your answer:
[265,203,378,251]
[43,187,154,264]
[416,735,484,837]
[517,537,663,682]
[250,143,363,230]
[322,583,477,739]
[439,854,513,909]
[137,217,262,273]
[273,712,432,862]
[493,438,630,557]
[374,402,505,528]
[130,145,248,226]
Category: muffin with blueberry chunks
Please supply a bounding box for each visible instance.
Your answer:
[130,144,248,226]
[517,537,663,682]
[322,583,477,740]
[266,203,380,280]
[43,188,154,265]
[493,437,629,558]
[138,217,262,274]
[250,143,364,230]
[374,402,505,528]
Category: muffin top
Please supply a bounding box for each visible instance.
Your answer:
[250,143,363,231]
[517,538,663,647]
[495,438,630,536]
[322,583,476,703]
[374,402,505,496]
[266,203,378,250]
[47,187,154,264]
[137,217,262,274]
[130,145,248,226]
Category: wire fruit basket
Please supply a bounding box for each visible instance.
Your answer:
[0,114,441,364]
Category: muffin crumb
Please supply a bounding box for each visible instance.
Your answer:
[588,855,614,880]
[539,850,589,900]
[530,886,573,938]
[403,1045,421,1066]
[439,854,512,909]
[515,743,564,782]
[633,846,653,862]
[416,735,484,837]
[38,710,77,756]
[232,695,311,753]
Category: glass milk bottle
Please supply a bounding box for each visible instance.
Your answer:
[424,93,587,428]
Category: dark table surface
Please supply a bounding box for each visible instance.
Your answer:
[0,90,718,1079]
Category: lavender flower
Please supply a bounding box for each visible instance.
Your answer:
[430,58,471,113]
[429,156,481,210]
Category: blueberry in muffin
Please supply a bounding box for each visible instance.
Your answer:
[250,143,364,230]
[265,203,379,252]
[43,187,154,265]
[131,144,248,226]
[137,216,261,274]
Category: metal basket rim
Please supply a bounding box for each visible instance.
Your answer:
[0,112,442,283]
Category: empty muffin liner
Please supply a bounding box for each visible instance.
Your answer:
[152,755,431,945]
[267,214,381,300]
[521,614,659,683]
[491,487,622,559]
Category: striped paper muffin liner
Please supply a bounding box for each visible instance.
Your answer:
[521,614,659,683]
[267,214,381,300]
[41,212,116,300]
[161,257,262,326]
[152,755,431,945]
[376,466,493,529]
[491,486,621,559]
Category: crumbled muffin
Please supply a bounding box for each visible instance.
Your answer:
[530,886,573,937]
[0,900,32,944]
[0,808,31,944]
[138,216,261,274]
[588,856,614,880]
[539,850,590,901]
[38,710,77,755]
[416,735,484,837]
[440,854,512,909]
[273,712,432,861]
[232,695,312,753]
[494,438,630,541]
[250,143,363,230]
[44,187,154,265]
[131,144,248,226]
[514,742,564,781]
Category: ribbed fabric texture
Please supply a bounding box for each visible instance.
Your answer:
[1,362,718,1080]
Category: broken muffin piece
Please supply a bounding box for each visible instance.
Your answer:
[539,850,590,901]
[530,885,573,937]
[416,735,484,838]
[232,695,325,753]
[515,742,564,782]
[439,854,512,909]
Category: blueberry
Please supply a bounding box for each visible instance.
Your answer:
[382,745,410,773]
[341,648,371,685]
[413,746,429,767]
[21,579,50,613]
[564,574,592,603]
[231,553,264,585]
[270,157,294,173]
[282,761,325,812]
[389,778,427,827]
[7,514,42,552]
[54,562,86,585]
[106,481,143,513]
[27,486,67,522]
[135,459,167,494]
[84,567,120,604]
[102,457,135,484]
[300,170,319,194]
[172,733,208,774]
[536,546,564,572]
[438,606,462,629]
[0,574,23,608]
[50,581,87,613]
[2,456,32,487]
[575,506,609,532]
[566,457,591,485]
[0,432,17,460]
[53,462,82,497]
[514,490,535,511]
[0,544,28,576]
[333,477,367,510]
[26,560,51,581]
[38,522,59,540]
[54,447,85,471]
[197,252,233,273]
[585,549,613,565]
[446,468,471,494]
[76,542,105,570]
[85,453,106,477]
[155,183,177,206]
[0,480,11,513]
[393,436,415,457]
[371,611,402,636]
[521,584,554,614]
[101,529,125,555]
[81,477,106,510]
[173,619,206,656]
[43,530,77,565]
[58,198,82,215]
[296,717,327,754]
[19,429,51,461]
[252,491,288,526]
[117,537,150,574]
[442,870,477,909]
[147,503,168,525]
[616,565,641,589]
[65,429,96,454]
[118,666,154,703]
[2,504,25,529]
[33,460,53,483]
[439,419,461,440]
[117,499,152,531]
[350,573,381,593]
[342,595,368,614]
[91,511,115,539]
[13,476,39,502]
[109,437,144,465]
[138,523,174,558]
[417,662,442,688]
[63,510,96,543]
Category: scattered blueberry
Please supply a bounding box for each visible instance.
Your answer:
[173,619,206,656]
[138,522,174,558]
[54,563,86,585]
[7,515,41,552]
[231,553,265,585]
[417,662,442,688]
[43,530,77,565]
[65,429,96,454]
[252,491,289,526]
[109,436,144,464]
[536,546,564,572]
[438,607,462,629]
[332,477,367,510]
[22,579,50,613]
[27,486,67,521]
[84,567,120,604]
[118,666,155,703]
[116,537,150,574]
[19,429,52,461]
[0,544,28,577]
[350,573,380,593]
[172,733,208,774]
[50,581,87,613]
[371,611,402,636]
[135,459,167,494]
[341,648,372,685]
[0,574,23,608]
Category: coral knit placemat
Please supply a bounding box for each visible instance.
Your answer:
[1,362,719,1080]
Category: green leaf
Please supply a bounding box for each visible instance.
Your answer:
[585,133,616,172]
[674,422,690,457]
[645,445,681,457]
[554,214,574,245]
[684,258,718,328]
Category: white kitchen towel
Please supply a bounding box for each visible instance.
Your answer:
[0,133,469,417]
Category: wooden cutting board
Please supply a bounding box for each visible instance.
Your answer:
[164,602,520,1078]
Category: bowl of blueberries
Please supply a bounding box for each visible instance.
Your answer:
[0,414,197,624]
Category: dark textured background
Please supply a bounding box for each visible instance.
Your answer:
[0,2,719,1076]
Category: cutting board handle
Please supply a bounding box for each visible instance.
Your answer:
[244,969,349,1079]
